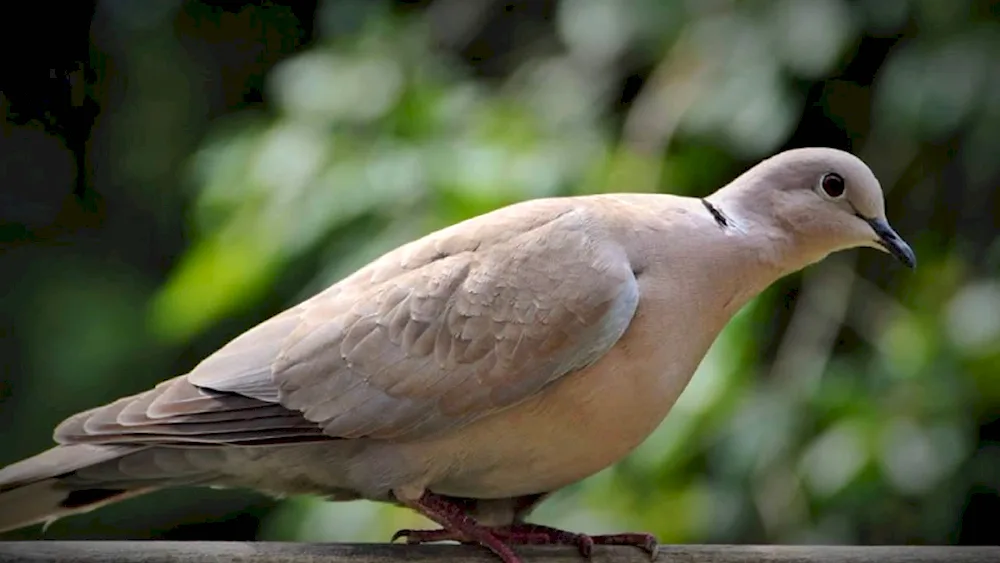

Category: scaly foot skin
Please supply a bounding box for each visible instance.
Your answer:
[395,492,524,563]
[392,523,659,560]
[394,490,658,563]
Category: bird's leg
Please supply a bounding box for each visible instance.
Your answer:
[392,491,526,563]
[502,493,659,558]
[495,524,659,559]
[395,520,658,559]
[392,491,658,561]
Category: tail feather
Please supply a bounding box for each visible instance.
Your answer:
[0,444,152,533]
[0,444,136,491]
[0,478,157,533]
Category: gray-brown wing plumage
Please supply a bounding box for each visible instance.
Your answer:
[54,200,641,445]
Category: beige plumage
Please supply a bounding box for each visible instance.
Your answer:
[0,148,914,562]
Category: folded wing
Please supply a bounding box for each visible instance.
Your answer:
[54,200,641,445]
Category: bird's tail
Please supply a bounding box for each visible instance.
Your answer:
[0,444,163,533]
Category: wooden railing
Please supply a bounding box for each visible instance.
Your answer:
[0,542,997,563]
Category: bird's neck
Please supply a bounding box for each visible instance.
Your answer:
[705,186,830,280]
[614,194,792,322]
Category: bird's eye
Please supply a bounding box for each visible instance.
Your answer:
[820,173,845,198]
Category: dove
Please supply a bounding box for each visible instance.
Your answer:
[0,147,915,563]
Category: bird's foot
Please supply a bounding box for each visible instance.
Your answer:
[392,523,658,560]
[393,490,659,563]
[393,491,525,563]
[391,526,552,547]
[497,524,659,559]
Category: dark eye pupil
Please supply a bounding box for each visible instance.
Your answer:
[821,173,845,197]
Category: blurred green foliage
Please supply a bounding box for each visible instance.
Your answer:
[2,0,999,547]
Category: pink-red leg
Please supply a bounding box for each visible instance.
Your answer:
[393,491,524,563]
[495,524,658,558]
[392,492,659,561]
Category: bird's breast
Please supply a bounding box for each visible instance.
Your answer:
[414,278,728,500]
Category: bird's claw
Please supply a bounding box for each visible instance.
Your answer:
[502,526,658,559]
[391,525,658,560]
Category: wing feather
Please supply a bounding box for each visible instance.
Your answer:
[52,199,640,446]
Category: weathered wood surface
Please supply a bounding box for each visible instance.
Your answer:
[0,542,997,563]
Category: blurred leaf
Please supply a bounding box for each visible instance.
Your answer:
[150,233,280,343]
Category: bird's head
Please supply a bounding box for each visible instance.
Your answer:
[721,147,916,270]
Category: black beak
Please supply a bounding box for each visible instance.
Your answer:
[861,215,917,269]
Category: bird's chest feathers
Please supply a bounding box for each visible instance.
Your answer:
[424,275,732,499]
[567,284,728,439]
